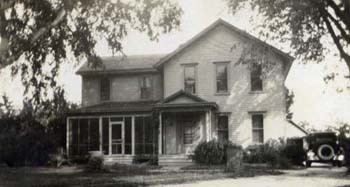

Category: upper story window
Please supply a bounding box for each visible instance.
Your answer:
[252,113,264,143]
[140,76,152,100]
[216,63,228,93]
[184,65,197,94]
[100,77,110,101]
[217,114,229,142]
[250,63,263,91]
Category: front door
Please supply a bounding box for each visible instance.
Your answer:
[110,122,124,155]
[177,113,197,155]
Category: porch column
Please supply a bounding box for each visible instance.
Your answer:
[158,112,162,155]
[109,120,112,156]
[66,117,70,156]
[206,111,211,141]
[131,116,135,155]
[99,117,102,152]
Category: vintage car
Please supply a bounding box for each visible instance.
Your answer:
[303,132,344,167]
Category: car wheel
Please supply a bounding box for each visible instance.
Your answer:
[317,144,335,161]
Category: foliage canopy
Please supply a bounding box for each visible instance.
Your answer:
[0,0,182,105]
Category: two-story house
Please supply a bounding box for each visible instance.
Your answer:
[67,19,307,165]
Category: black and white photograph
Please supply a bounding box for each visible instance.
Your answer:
[0,0,349,186]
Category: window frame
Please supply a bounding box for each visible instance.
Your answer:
[251,113,265,144]
[217,113,229,142]
[250,63,263,92]
[139,76,153,100]
[100,77,111,101]
[214,62,229,94]
[183,64,197,94]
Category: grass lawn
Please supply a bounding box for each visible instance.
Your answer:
[0,164,284,187]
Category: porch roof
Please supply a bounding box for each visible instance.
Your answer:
[154,90,218,111]
[68,101,158,116]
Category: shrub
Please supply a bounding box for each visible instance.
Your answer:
[85,156,105,172]
[0,117,53,166]
[280,144,305,166]
[226,144,244,173]
[243,139,292,168]
[192,140,232,165]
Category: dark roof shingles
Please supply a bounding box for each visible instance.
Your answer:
[77,54,165,74]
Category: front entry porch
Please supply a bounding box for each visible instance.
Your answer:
[158,112,212,165]
[155,90,218,165]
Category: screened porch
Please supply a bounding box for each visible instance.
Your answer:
[67,115,158,159]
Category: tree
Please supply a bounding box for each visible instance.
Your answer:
[226,0,350,75]
[0,0,182,105]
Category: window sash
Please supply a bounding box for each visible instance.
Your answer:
[216,64,228,92]
[250,64,263,91]
[251,114,264,143]
[100,78,110,101]
[184,66,196,94]
[217,115,229,142]
[140,77,152,99]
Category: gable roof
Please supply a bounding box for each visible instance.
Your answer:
[155,90,218,110]
[160,90,208,104]
[154,19,294,69]
[76,54,165,75]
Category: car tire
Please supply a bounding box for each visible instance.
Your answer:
[317,144,335,161]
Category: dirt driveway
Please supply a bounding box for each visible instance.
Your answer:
[158,166,350,187]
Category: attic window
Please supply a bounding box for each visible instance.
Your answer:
[100,77,110,101]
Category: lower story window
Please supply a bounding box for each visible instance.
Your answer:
[252,113,264,143]
[217,114,229,142]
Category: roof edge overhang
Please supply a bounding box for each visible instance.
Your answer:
[76,68,159,76]
[154,102,218,110]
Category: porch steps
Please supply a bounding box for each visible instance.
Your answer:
[103,155,133,165]
[158,155,193,166]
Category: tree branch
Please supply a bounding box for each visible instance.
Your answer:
[322,8,350,73]
[323,8,350,44]
[326,0,350,31]
[0,8,67,68]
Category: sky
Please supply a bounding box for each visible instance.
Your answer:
[0,0,349,130]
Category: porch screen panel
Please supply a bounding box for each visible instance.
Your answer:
[102,118,109,155]
[135,116,155,155]
[79,119,89,155]
[89,118,100,151]
[124,117,132,154]
[70,119,79,155]
[144,117,153,154]
[135,117,144,154]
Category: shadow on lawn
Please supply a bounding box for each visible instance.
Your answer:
[0,164,288,187]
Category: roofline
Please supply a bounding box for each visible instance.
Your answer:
[159,90,208,104]
[154,102,218,109]
[287,120,308,135]
[154,18,294,69]
[76,68,159,75]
